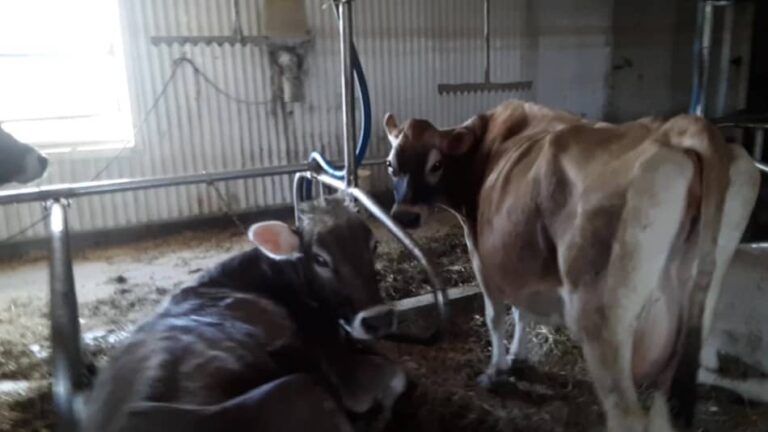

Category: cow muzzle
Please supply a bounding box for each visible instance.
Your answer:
[341,304,398,340]
[391,204,428,229]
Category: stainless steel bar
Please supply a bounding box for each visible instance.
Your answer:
[754,128,765,162]
[338,0,358,188]
[701,1,715,116]
[715,122,768,129]
[293,172,314,224]
[483,0,491,83]
[48,200,85,432]
[715,3,734,117]
[755,161,768,174]
[0,159,386,206]
[312,173,449,323]
[691,0,716,116]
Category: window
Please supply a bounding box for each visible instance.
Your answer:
[0,0,133,154]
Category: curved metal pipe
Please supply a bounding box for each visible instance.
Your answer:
[309,172,450,342]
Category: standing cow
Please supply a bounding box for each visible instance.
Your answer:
[82,197,405,432]
[383,100,759,432]
[0,124,48,186]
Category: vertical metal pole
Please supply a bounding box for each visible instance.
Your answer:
[338,0,358,188]
[754,128,765,162]
[483,0,491,83]
[715,3,734,116]
[48,199,84,432]
[691,1,715,116]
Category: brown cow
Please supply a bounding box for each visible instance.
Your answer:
[383,100,760,432]
[81,197,405,432]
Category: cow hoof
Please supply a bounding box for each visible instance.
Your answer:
[508,359,535,378]
[476,370,507,389]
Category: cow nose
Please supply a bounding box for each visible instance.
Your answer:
[38,155,49,170]
[360,308,396,337]
[392,209,421,229]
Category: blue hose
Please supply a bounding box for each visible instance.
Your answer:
[302,6,372,200]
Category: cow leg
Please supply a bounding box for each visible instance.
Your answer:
[507,306,532,370]
[701,144,760,341]
[453,213,513,387]
[122,374,353,432]
[477,292,511,388]
[567,147,692,432]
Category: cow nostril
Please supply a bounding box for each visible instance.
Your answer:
[392,210,421,229]
[360,309,395,336]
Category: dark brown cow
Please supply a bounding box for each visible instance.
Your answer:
[383,101,759,432]
[0,124,47,186]
[82,197,405,432]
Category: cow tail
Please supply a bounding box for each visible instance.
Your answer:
[666,117,728,427]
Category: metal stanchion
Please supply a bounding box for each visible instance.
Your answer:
[47,199,85,432]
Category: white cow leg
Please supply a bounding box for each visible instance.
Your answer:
[507,307,531,368]
[454,212,513,388]
[477,293,510,388]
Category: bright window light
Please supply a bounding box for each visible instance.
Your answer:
[0,0,133,154]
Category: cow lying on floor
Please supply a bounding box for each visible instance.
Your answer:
[0,124,47,186]
[383,100,760,432]
[82,197,405,432]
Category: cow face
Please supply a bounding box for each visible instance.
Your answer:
[384,113,478,229]
[0,125,48,186]
[249,197,393,340]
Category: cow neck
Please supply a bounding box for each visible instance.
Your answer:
[442,143,489,228]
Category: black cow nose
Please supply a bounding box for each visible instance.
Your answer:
[360,309,395,337]
[392,210,421,229]
[38,154,48,170]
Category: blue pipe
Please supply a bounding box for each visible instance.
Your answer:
[302,5,372,200]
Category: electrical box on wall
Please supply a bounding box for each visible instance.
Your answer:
[263,0,311,104]
[262,0,310,41]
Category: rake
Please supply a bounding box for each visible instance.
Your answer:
[437,0,532,95]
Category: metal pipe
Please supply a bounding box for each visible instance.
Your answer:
[312,173,449,325]
[48,200,85,432]
[755,128,765,162]
[338,0,358,188]
[691,0,716,116]
[715,122,768,129]
[0,159,386,206]
[715,3,734,117]
[483,0,491,83]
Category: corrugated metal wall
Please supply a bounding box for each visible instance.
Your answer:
[1,0,535,241]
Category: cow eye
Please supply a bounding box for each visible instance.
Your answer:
[429,160,443,174]
[313,253,330,268]
[371,240,379,254]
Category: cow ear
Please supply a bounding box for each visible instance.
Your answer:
[440,128,474,155]
[384,113,399,142]
[248,221,301,259]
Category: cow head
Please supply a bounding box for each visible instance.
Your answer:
[0,124,48,186]
[248,197,394,340]
[383,113,484,229]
